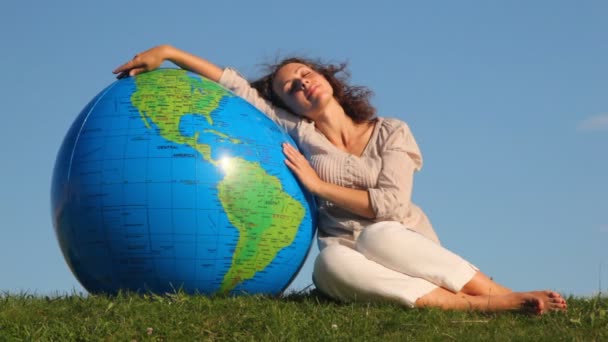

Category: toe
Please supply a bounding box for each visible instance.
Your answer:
[547,291,563,299]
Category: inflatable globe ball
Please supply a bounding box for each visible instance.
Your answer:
[51,69,316,295]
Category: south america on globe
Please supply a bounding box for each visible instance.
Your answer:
[51,68,316,295]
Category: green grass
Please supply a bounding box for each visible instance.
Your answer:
[1,290,606,341]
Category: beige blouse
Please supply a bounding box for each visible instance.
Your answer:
[219,68,440,247]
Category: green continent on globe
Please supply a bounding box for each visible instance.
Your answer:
[217,157,304,293]
[130,69,305,294]
[131,69,231,163]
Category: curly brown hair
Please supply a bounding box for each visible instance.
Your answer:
[250,57,376,123]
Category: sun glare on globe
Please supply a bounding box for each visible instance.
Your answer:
[219,155,235,174]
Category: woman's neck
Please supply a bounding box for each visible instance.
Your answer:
[313,101,373,151]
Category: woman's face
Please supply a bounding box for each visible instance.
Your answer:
[271,62,334,119]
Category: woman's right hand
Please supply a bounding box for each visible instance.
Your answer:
[113,45,173,79]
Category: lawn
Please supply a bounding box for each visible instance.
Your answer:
[1,290,606,341]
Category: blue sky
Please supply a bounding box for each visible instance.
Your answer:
[1,0,606,297]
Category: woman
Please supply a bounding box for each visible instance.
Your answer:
[114,45,567,314]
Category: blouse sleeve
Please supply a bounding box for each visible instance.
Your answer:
[218,67,300,134]
[367,121,423,220]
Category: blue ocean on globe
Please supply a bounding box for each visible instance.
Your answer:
[51,68,316,295]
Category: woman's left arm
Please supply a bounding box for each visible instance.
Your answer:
[282,121,422,220]
[367,122,422,220]
[282,143,376,218]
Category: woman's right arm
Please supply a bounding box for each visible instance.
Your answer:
[113,45,299,133]
[113,45,223,82]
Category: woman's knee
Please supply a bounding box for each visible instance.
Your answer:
[313,243,439,306]
[313,244,352,279]
[313,244,370,295]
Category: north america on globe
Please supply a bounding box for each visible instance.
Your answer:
[51,69,315,295]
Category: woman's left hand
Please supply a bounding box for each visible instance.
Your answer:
[282,143,323,194]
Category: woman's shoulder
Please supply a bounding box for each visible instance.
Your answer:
[374,116,422,165]
[376,117,414,139]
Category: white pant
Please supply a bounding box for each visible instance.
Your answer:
[313,221,478,307]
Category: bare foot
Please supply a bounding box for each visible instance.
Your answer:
[415,287,566,314]
[498,292,545,315]
[530,291,567,313]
